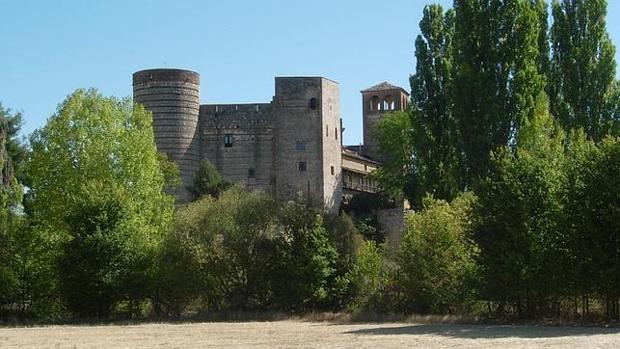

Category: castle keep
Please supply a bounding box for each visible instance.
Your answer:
[132,68,408,212]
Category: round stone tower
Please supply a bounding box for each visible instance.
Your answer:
[133,68,201,202]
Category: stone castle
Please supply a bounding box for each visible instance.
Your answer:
[132,68,409,212]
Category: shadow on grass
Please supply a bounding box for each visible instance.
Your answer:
[345,323,620,339]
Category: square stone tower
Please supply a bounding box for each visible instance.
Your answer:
[361,82,410,162]
[273,77,342,212]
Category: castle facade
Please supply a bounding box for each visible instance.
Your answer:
[132,68,408,212]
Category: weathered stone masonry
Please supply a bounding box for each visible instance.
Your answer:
[133,68,407,214]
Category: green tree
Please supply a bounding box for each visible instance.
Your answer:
[323,213,364,308]
[158,153,181,192]
[0,104,26,181]
[161,187,340,312]
[272,198,339,310]
[564,133,620,319]
[408,4,463,205]
[453,0,547,185]
[550,0,619,140]
[26,89,174,318]
[161,186,278,312]
[373,111,414,199]
[187,159,232,200]
[346,241,394,312]
[0,109,18,315]
[1,104,62,319]
[474,94,567,318]
[399,193,479,314]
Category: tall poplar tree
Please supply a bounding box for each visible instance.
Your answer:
[0,105,24,315]
[452,0,547,185]
[408,4,463,204]
[550,0,619,140]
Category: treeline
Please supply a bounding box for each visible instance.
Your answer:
[374,0,620,320]
[1,0,619,323]
[0,91,383,320]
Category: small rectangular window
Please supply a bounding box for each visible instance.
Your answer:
[326,125,329,137]
[335,128,338,140]
[248,168,255,178]
[298,161,307,172]
[224,134,233,147]
[296,141,306,151]
[331,166,335,175]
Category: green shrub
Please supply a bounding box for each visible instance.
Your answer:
[347,241,396,312]
[399,193,479,314]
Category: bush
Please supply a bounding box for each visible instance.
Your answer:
[399,193,479,314]
[271,198,339,311]
[346,241,396,312]
[159,187,278,312]
[160,188,342,313]
[323,214,364,309]
[187,160,232,200]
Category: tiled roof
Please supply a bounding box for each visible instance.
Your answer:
[341,147,382,165]
[361,82,409,95]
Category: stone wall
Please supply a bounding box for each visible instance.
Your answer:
[199,103,274,193]
[273,77,326,208]
[320,78,342,212]
[133,69,201,202]
[377,207,407,245]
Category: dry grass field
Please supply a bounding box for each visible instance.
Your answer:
[1,320,620,348]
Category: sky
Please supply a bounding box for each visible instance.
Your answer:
[2,0,620,146]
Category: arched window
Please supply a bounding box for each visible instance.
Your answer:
[385,95,395,110]
[309,98,318,110]
[370,96,379,111]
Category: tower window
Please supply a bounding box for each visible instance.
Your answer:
[385,95,395,110]
[309,98,317,110]
[296,141,306,151]
[370,96,379,111]
[298,161,307,172]
[326,125,329,137]
[224,134,233,147]
[331,166,335,175]
[248,168,256,178]
[335,127,338,140]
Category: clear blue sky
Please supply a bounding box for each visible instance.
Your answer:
[2,0,620,146]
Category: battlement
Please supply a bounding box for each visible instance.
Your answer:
[199,103,273,131]
[200,103,272,114]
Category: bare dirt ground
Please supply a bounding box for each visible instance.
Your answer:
[1,320,619,348]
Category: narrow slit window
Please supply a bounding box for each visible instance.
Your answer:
[224,134,233,147]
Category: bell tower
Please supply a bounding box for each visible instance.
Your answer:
[361,82,409,162]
